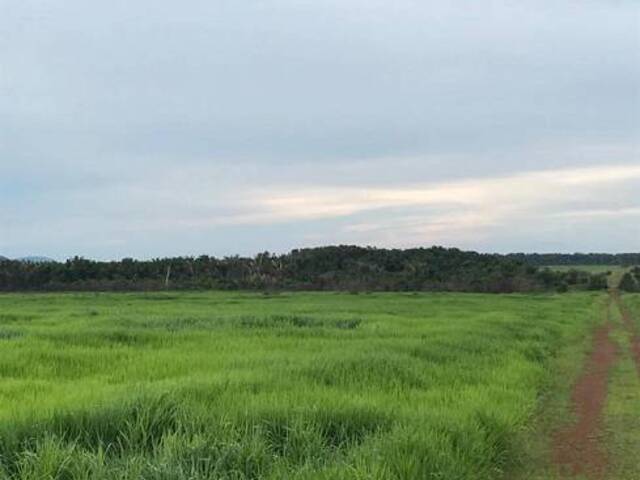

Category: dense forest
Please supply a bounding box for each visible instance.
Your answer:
[0,246,609,293]
[508,253,640,266]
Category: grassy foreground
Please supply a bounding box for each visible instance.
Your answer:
[0,291,601,479]
[605,293,640,479]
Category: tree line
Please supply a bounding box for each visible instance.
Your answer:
[0,246,610,293]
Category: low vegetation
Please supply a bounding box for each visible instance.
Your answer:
[603,294,640,480]
[0,290,602,479]
[619,267,640,292]
[507,253,640,267]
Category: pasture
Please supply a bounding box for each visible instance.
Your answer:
[543,265,624,274]
[0,291,604,479]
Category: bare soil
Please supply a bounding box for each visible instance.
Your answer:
[552,313,618,479]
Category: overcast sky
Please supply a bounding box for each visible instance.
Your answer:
[1,1,639,260]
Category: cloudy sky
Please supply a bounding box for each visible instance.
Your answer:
[1,1,639,260]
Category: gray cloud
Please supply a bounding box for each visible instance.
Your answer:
[1,0,639,259]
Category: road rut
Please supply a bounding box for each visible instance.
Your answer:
[552,297,618,479]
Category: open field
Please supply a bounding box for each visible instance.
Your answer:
[0,291,606,479]
[543,265,627,275]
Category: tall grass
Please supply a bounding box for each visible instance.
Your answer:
[0,291,601,479]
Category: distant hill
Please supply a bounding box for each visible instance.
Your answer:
[0,256,57,263]
[17,256,56,264]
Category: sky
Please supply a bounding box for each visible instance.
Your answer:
[1,0,639,260]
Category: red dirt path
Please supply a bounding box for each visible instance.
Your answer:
[552,315,618,479]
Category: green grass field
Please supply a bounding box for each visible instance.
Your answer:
[0,291,605,479]
[543,265,624,274]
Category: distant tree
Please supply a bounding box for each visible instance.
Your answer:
[587,274,608,291]
[619,272,640,292]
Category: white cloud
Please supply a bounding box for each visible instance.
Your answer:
[2,161,639,259]
[226,163,640,248]
[251,163,640,221]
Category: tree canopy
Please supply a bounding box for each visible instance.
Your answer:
[0,246,611,293]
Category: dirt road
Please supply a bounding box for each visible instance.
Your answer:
[552,290,639,479]
[552,317,617,479]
